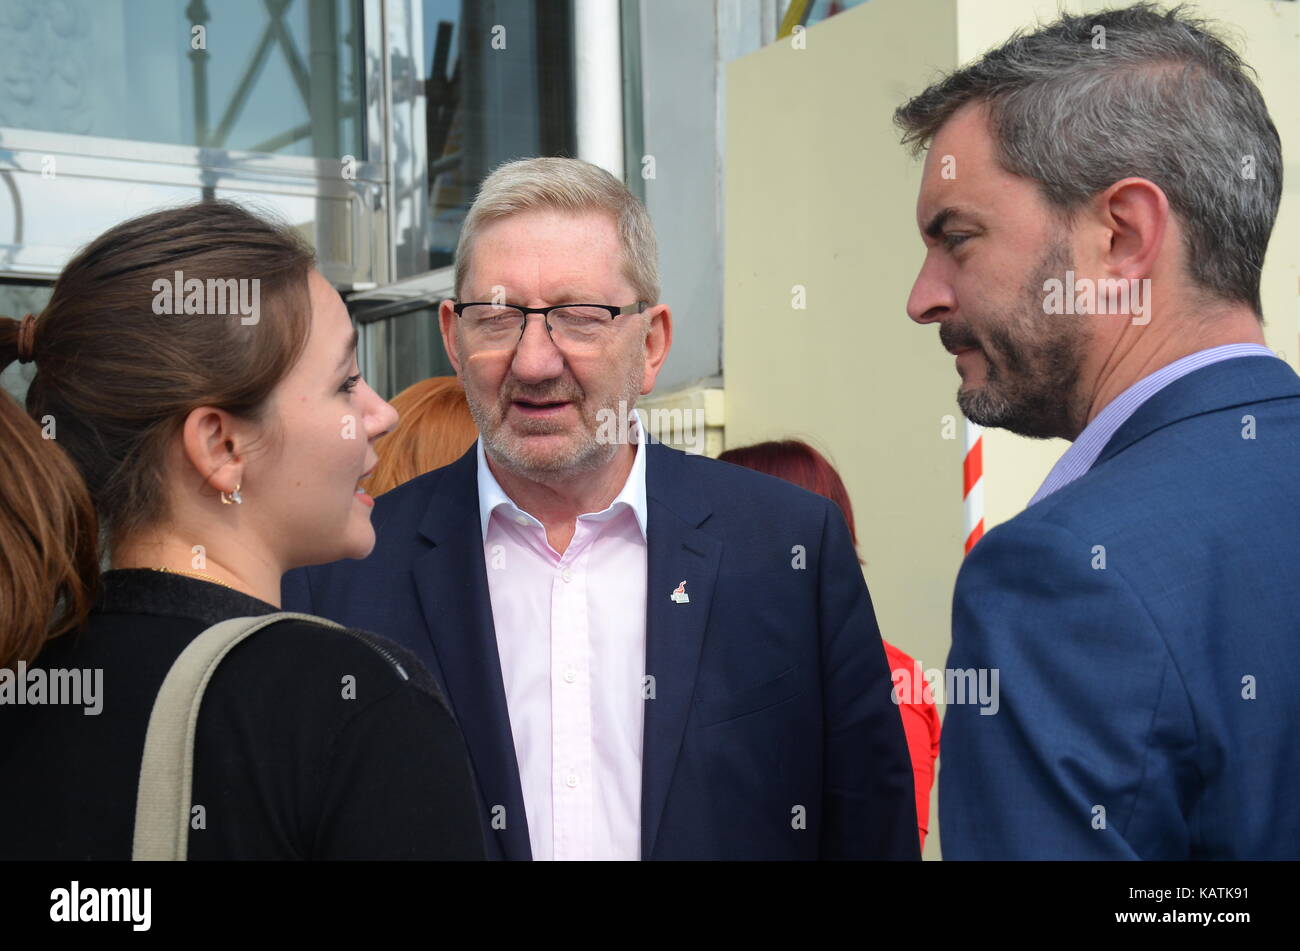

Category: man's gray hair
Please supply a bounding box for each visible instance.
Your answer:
[893,2,1281,317]
[454,156,660,305]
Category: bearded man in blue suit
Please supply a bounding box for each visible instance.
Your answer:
[897,4,1299,859]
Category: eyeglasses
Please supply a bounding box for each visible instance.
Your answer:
[452,301,646,352]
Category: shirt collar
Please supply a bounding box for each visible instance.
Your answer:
[476,408,649,541]
[94,568,280,626]
[1028,343,1279,506]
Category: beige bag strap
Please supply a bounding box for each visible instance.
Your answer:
[131,611,341,861]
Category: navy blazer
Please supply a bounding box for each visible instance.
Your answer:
[940,356,1300,859]
[284,440,918,860]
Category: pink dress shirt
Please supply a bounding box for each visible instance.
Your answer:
[477,411,649,860]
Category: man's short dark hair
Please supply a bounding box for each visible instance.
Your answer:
[894,2,1282,317]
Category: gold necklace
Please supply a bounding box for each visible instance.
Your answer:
[150,566,238,591]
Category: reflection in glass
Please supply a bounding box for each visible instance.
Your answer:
[0,0,364,159]
[420,0,576,271]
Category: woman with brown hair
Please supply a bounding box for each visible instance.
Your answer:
[0,201,484,859]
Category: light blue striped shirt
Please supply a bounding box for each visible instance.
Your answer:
[1028,344,1280,506]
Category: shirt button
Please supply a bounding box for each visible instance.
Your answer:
[566,773,579,788]
[563,668,577,684]
[561,567,574,583]
[514,514,529,526]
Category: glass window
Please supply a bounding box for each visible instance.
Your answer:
[0,0,365,158]
[355,0,580,400]
[421,0,577,271]
[0,282,53,404]
[352,297,454,401]
[806,0,870,26]
[783,0,870,34]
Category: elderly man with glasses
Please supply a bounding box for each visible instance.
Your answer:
[285,157,918,861]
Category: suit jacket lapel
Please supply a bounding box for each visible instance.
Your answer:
[411,447,532,860]
[641,443,721,859]
[1096,355,1300,468]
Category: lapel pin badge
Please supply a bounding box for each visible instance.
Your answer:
[670,580,690,604]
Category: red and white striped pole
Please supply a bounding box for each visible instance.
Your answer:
[963,419,984,554]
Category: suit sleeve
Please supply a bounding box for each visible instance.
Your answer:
[939,518,1197,859]
[817,501,920,859]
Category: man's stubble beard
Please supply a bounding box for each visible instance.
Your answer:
[955,238,1092,440]
[464,339,646,480]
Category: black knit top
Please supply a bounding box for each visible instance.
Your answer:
[0,570,486,860]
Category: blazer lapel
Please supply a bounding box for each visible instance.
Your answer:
[1096,355,1300,467]
[640,443,722,859]
[411,447,532,860]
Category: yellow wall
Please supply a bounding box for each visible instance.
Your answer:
[726,0,963,859]
[724,0,1298,859]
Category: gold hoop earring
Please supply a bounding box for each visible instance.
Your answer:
[221,483,243,505]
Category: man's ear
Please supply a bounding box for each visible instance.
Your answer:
[1096,176,1169,282]
[439,298,463,376]
[640,303,673,395]
[180,407,244,499]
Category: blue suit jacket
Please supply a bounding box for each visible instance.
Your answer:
[284,440,918,860]
[940,356,1300,859]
